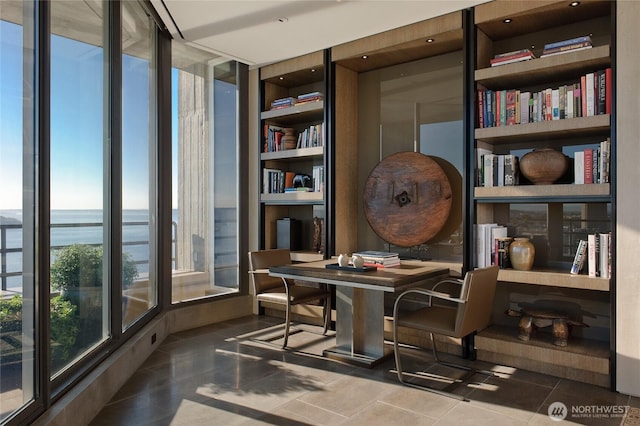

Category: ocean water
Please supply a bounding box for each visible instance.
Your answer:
[0,209,236,292]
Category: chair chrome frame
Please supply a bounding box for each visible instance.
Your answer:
[392,266,499,400]
[248,249,331,348]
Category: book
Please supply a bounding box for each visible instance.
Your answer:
[353,251,401,268]
[312,165,324,192]
[552,89,560,120]
[506,90,517,125]
[362,258,401,268]
[500,90,507,126]
[584,148,594,184]
[496,154,505,187]
[599,233,611,279]
[491,226,508,266]
[520,92,531,124]
[476,147,492,187]
[297,91,323,101]
[284,187,312,192]
[483,153,495,187]
[271,97,296,109]
[490,52,535,66]
[478,89,485,128]
[574,151,585,184]
[541,42,592,57]
[504,154,518,186]
[570,239,587,274]
[597,70,606,115]
[586,72,595,116]
[599,138,611,183]
[352,250,400,259]
[496,237,512,269]
[493,48,535,59]
[588,234,599,277]
[543,35,592,50]
[475,223,497,268]
[486,90,494,127]
[605,68,612,114]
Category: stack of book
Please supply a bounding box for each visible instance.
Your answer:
[352,251,401,268]
[296,91,323,105]
[541,35,592,57]
[490,49,536,67]
[270,97,296,110]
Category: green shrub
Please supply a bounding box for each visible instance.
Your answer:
[0,295,77,367]
[50,295,78,365]
[50,244,139,291]
[0,295,23,334]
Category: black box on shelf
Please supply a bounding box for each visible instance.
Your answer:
[277,218,301,251]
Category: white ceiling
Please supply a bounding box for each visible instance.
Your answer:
[151,0,490,67]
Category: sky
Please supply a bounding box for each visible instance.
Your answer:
[1,17,237,213]
[1,19,157,211]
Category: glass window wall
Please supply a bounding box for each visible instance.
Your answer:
[171,42,240,303]
[49,0,108,375]
[121,0,158,329]
[0,0,36,421]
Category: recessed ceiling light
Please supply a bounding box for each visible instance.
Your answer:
[277,17,288,23]
[362,55,368,59]
[279,77,284,80]
[426,38,434,43]
[311,68,316,73]
[503,18,512,23]
[569,1,580,7]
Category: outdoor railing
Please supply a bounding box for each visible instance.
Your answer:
[0,221,178,292]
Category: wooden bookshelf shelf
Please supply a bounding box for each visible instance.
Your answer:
[475,183,610,200]
[475,114,610,144]
[260,146,323,161]
[475,45,611,88]
[260,191,324,205]
[497,268,610,291]
[476,325,610,387]
[260,101,324,124]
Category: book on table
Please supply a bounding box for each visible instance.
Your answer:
[352,251,401,267]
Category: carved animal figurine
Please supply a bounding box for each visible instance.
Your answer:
[506,308,588,347]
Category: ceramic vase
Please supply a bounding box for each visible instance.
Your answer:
[509,237,535,271]
[519,148,568,185]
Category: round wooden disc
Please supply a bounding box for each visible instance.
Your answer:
[363,152,453,247]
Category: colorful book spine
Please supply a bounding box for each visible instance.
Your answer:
[584,148,594,184]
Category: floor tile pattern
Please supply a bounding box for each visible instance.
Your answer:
[91,316,637,425]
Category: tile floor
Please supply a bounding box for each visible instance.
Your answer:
[91,315,639,425]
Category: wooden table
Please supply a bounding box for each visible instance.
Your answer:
[269,259,448,367]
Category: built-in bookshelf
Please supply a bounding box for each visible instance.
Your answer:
[259,51,327,262]
[472,0,614,387]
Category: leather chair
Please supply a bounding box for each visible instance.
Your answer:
[248,248,331,348]
[392,265,499,399]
